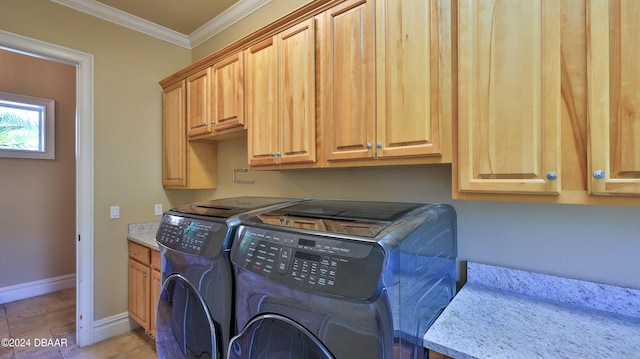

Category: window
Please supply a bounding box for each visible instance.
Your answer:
[0,91,55,160]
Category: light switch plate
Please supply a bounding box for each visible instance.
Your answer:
[110,206,120,219]
[154,203,163,216]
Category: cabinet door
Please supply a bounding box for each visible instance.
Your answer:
[186,68,212,137]
[457,0,561,194]
[150,269,161,337]
[278,18,316,165]
[128,259,150,331]
[588,0,640,195]
[376,0,443,159]
[322,0,376,161]
[246,38,279,166]
[162,81,187,188]
[212,52,245,131]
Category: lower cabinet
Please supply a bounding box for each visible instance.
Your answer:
[429,350,453,359]
[128,241,160,337]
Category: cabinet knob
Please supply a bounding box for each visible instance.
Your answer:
[275,151,281,157]
[546,172,558,181]
[143,273,148,278]
[366,143,372,149]
[211,120,216,124]
[593,170,606,180]
[376,142,382,149]
[270,152,275,157]
[133,251,139,256]
[179,178,183,181]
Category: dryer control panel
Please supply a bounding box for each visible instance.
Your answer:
[157,213,228,257]
[232,226,385,300]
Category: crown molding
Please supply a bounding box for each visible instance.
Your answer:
[50,0,271,50]
[51,0,190,48]
[189,0,272,48]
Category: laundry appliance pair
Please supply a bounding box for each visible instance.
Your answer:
[155,197,457,359]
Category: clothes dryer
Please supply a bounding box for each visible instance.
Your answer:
[154,196,305,359]
[229,199,457,359]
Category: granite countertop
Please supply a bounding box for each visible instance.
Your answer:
[127,222,160,250]
[424,263,640,359]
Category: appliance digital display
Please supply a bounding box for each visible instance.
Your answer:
[295,251,321,262]
[298,238,316,247]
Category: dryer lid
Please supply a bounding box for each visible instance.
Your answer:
[170,196,296,218]
[243,199,423,238]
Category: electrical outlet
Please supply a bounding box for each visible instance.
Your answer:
[154,203,163,216]
[110,206,120,219]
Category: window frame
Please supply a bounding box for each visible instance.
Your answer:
[0,91,55,160]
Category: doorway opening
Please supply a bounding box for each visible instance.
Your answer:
[0,29,95,347]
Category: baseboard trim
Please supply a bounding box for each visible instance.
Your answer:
[0,274,76,304]
[92,312,140,344]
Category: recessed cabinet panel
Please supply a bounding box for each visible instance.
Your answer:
[162,81,187,188]
[186,68,212,137]
[246,38,279,167]
[588,0,640,195]
[323,0,376,161]
[458,0,561,194]
[278,19,316,165]
[376,0,441,159]
[212,52,244,131]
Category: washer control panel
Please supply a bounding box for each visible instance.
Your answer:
[157,213,227,257]
[232,226,385,300]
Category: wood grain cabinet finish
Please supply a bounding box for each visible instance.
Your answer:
[454,0,640,204]
[186,68,212,137]
[246,18,316,167]
[162,81,187,188]
[321,0,376,161]
[162,80,217,189]
[128,241,161,336]
[587,0,640,196]
[457,0,561,195]
[322,0,452,164]
[375,0,451,160]
[212,52,245,131]
[128,258,150,331]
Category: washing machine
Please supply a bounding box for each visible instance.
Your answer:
[154,196,306,359]
[228,199,457,359]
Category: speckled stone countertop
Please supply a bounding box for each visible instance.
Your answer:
[127,222,159,250]
[423,262,640,359]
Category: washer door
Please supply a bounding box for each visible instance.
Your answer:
[155,273,219,359]
[228,314,335,359]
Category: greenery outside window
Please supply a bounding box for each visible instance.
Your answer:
[0,91,55,160]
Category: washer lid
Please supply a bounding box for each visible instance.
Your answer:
[170,196,296,218]
[244,199,423,237]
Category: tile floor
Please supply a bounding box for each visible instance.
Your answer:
[0,289,157,358]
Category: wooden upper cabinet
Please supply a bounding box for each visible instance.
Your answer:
[246,38,279,167]
[587,0,640,196]
[162,80,187,188]
[278,18,316,165]
[212,52,245,131]
[457,0,561,194]
[322,0,376,161]
[375,0,448,159]
[246,18,316,167]
[162,79,217,189]
[186,68,212,137]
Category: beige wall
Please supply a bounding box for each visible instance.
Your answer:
[0,0,196,319]
[0,50,76,288]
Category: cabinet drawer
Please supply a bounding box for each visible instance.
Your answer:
[150,249,161,271]
[128,242,151,265]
